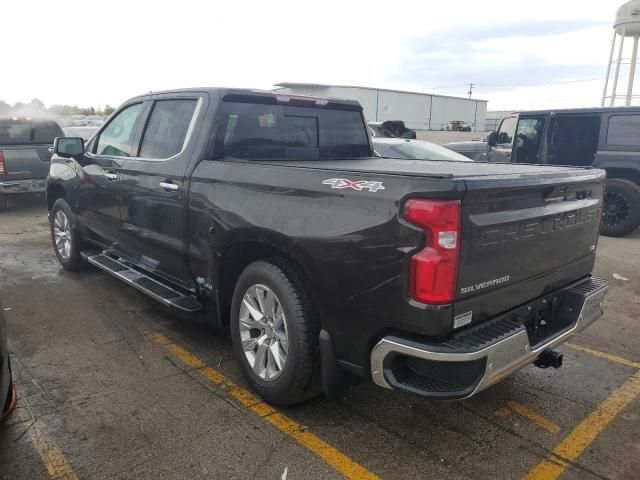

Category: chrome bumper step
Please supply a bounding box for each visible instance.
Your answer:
[81,251,202,314]
[371,276,608,399]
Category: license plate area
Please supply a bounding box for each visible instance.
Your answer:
[521,293,571,347]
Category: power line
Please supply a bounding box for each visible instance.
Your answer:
[479,77,604,87]
[429,77,605,90]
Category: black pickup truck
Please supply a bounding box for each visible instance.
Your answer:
[46,88,608,405]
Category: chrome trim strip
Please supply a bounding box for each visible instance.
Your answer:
[86,97,204,164]
[0,179,47,194]
[371,282,608,397]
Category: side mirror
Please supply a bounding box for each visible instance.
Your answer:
[487,131,498,147]
[53,137,85,158]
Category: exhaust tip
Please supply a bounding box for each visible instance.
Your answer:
[534,349,563,369]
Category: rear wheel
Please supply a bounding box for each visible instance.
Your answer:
[0,194,7,212]
[50,198,85,271]
[601,178,640,237]
[230,259,321,406]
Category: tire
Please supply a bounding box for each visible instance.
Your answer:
[600,178,640,237]
[50,198,85,271]
[230,259,321,406]
[0,194,7,212]
[1,360,16,420]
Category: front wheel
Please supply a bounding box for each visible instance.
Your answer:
[230,260,321,406]
[50,198,85,271]
[600,178,640,237]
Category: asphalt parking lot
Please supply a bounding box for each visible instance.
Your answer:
[1,195,639,480]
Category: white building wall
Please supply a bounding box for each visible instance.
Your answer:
[430,96,486,131]
[324,87,378,121]
[375,90,430,130]
[276,85,487,131]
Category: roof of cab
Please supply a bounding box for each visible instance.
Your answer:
[127,87,362,108]
[518,106,640,116]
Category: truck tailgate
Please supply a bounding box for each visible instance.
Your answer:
[454,169,605,326]
[0,144,52,180]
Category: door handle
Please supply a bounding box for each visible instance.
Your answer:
[104,172,118,181]
[159,181,179,192]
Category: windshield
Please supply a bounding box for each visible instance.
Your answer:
[373,140,472,161]
[0,119,63,145]
[216,102,371,160]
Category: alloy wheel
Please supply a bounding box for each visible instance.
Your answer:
[239,284,289,381]
[53,210,72,260]
[602,191,631,226]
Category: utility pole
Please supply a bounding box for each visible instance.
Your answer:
[468,83,475,98]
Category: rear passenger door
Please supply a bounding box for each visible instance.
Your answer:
[118,94,204,289]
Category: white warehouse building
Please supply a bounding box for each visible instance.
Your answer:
[274,83,488,131]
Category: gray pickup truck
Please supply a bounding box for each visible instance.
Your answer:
[0,117,63,210]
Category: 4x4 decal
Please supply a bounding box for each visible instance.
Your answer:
[322,178,385,192]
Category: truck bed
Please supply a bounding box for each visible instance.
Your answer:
[262,157,601,180]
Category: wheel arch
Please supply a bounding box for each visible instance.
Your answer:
[46,182,67,211]
[216,239,316,328]
[604,167,640,185]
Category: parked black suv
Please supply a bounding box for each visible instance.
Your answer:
[446,108,640,237]
[367,120,417,139]
[47,88,607,405]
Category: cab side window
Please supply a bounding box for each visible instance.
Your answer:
[96,103,143,157]
[607,115,640,146]
[513,117,545,163]
[497,116,517,145]
[139,99,198,159]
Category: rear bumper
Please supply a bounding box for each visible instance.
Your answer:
[0,179,46,194]
[370,276,608,399]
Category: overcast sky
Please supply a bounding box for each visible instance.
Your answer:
[3,0,622,111]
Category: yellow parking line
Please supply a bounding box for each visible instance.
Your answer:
[505,401,561,434]
[152,333,381,480]
[523,369,640,480]
[28,426,78,480]
[566,343,640,369]
[495,407,512,417]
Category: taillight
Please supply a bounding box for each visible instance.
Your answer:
[404,199,461,305]
[0,151,5,177]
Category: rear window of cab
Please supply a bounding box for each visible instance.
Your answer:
[0,118,63,145]
[215,102,371,160]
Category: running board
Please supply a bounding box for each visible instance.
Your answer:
[81,251,202,314]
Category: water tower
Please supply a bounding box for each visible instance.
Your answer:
[602,0,640,106]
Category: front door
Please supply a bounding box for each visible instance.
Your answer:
[79,102,146,250]
[118,96,202,289]
[490,115,517,162]
[511,115,548,163]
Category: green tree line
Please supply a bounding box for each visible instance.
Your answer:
[0,98,115,116]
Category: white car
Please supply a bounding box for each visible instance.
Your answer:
[63,126,99,143]
[372,138,473,161]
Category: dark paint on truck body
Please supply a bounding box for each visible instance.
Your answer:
[0,299,14,419]
[46,88,605,379]
[187,158,603,369]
